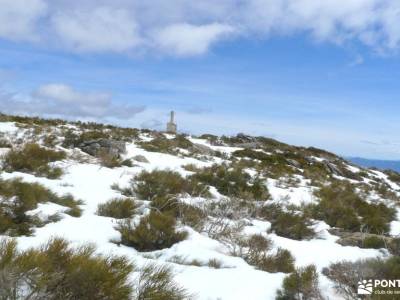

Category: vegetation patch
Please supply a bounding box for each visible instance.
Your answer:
[311,181,396,234]
[2,143,66,179]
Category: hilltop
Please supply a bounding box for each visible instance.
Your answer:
[0,113,399,299]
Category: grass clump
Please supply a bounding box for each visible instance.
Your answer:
[2,143,66,179]
[312,181,396,234]
[0,238,133,300]
[118,211,187,251]
[0,178,82,236]
[276,265,322,300]
[97,198,137,219]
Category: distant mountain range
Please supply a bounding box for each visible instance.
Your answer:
[348,157,400,173]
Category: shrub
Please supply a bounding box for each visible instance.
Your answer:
[276,265,322,300]
[240,235,295,273]
[133,169,205,200]
[2,143,66,179]
[189,164,270,200]
[323,257,400,299]
[0,178,82,236]
[138,135,193,155]
[270,211,316,240]
[97,198,137,219]
[134,264,190,300]
[98,149,123,168]
[118,211,187,251]
[362,236,386,249]
[0,238,133,300]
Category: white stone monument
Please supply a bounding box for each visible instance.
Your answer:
[166,111,177,133]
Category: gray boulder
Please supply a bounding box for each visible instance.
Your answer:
[79,139,126,158]
[192,143,215,155]
[133,155,149,163]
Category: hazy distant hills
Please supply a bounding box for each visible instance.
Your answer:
[348,157,400,173]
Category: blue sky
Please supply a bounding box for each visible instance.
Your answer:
[1,0,400,159]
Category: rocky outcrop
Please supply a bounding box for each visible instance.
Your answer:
[192,143,215,155]
[324,162,344,177]
[79,139,126,158]
[133,155,149,163]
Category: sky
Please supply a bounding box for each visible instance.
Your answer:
[1,0,400,159]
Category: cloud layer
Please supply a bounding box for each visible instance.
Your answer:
[1,0,400,56]
[0,84,145,120]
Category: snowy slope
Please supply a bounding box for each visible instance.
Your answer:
[0,119,399,300]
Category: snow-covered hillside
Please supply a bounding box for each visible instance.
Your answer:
[0,115,399,299]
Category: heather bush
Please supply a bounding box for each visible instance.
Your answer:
[134,264,190,300]
[313,182,396,233]
[2,143,66,179]
[118,211,187,251]
[0,178,82,236]
[190,164,270,200]
[0,238,133,300]
[97,198,137,219]
[138,134,193,155]
[133,169,206,200]
[276,265,322,300]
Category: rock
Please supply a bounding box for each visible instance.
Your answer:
[324,162,344,176]
[79,139,126,158]
[287,159,301,168]
[192,143,215,155]
[329,228,397,252]
[133,155,149,163]
[234,142,262,149]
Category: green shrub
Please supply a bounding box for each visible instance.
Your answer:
[270,211,316,240]
[133,169,205,200]
[118,211,187,251]
[241,235,295,273]
[312,182,396,234]
[0,178,82,236]
[276,265,322,300]
[2,143,66,179]
[97,198,137,219]
[362,236,386,249]
[134,264,190,300]
[138,134,193,155]
[189,164,270,200]
[0,238,133,300]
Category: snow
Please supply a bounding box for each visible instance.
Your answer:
[0,121,399,300]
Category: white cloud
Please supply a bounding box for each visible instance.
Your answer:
[152,23,235,56]
[51,7,141,52]
[1,0,400,55]
[0,0,47,41]
[0,84,145,120]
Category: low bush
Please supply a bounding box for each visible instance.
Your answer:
[133,169,206,200]
[0,178,82,236]
[189,164,270,200]
[118,211,187,251]
[97,198,137,219]
[362,236,386,249]
[312,181,396,234]
[134,264,190,300]
[276,265,322,300]
[270,211,316,240]
[323,256,400,300]
[138,135,193,155]
[259,204,315,240]
[240,234,295,273]
[0,238,133,300]
[2,143,66,179]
